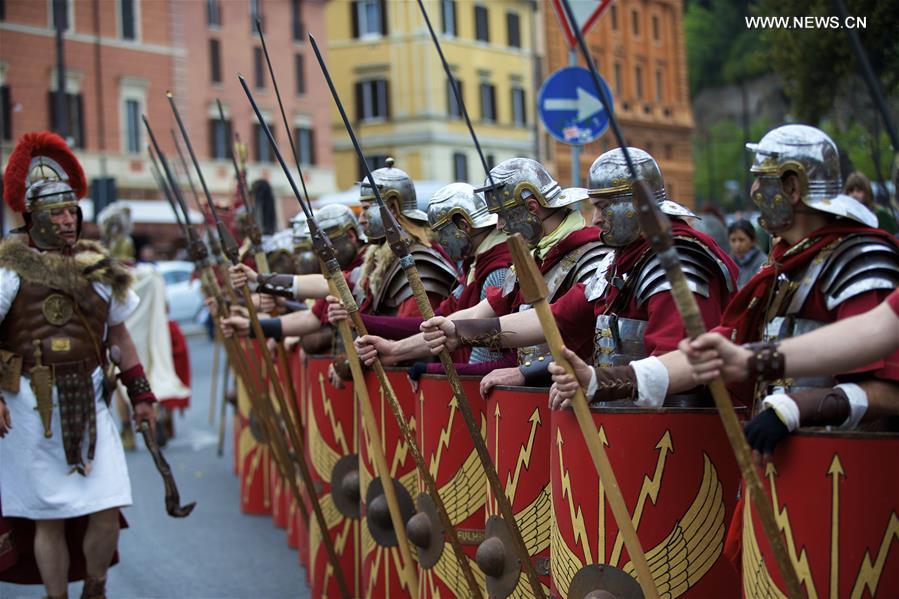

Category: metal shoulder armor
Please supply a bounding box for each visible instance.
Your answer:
[818,234,899,311]
[383,245,459,309]
[570,242,614,287]
[634,237,733,306]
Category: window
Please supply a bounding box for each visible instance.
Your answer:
[511,87,526,126]
[253,46,265,88]
[446,77,463,118]
[253,122,275,162]
[652,15,659,41]
[474,5,489,42]
[358,154,388,180]
[655,69,663,102]
[49,0,72,32]
[614,63,621,94]
[352,0,386,39]
[208,117,231,159]
[0,0,6,21]
[506,11,520,48]
[48,91,85,149]
[355,79,389,121]
[453,152,468,182]
[632,10,639,36]
[209,39,222,84]
[206,0,221,27]
[119,0,137,40]
[635,65,643,99]
[441,0,456,36]
[291,0,303,40]
[250,0,263,33]
[1,85,12,140]
[479,82,496,122]
[295,127,315,165]
[124,98,140,153]
[610,5,617,31]
[294,53,305,95]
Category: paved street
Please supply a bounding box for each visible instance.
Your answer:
[1,334,310,599]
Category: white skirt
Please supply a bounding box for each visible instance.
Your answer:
[0,367,132,519]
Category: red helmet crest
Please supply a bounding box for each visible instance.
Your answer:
[3,131,86,214]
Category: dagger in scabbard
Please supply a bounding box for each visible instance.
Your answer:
[165,90,351,599]
[557,0,801,596]
[237,68,424,595]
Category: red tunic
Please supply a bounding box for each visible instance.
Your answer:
[160,320,191,411]
[888,288,899,317]
[550,221,737,361]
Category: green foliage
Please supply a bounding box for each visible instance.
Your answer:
[758,0,899,124]
[685,0,766,96]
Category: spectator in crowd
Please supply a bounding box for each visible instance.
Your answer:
[728,218,766,288]
[844,171,898,234]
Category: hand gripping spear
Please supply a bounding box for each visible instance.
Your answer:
[145,128,276,478]
[163,92,352,599]
[145,121,277,472]
[557,0,802,596]
[216,96,305,456]
[237,73,426,597]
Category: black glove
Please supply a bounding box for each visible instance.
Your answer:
[744,409,790,457]
[407,362,428,381]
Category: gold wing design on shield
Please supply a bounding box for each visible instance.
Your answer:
[516,484,552,555]
[622,453,726,598]
[551,513,585,598]
[436,415,489,525]
[308,400,342,482]
[308,492,344,564]
[431,550,486,595]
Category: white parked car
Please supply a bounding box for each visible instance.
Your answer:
[155,260,206,325]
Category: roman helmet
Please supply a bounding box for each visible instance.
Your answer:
[475,157,581,247]
[359,157,424,241]
[426,182,497,261]
[584,147,695,247]
[316,203,365,269]
[3,132,87,250]
[746,124,876,232]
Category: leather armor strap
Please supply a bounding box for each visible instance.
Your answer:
[249,317,284,341]
[256,273,296,299]
[791,387,851,427]
[454,318,504,352]
[745,341,785,381]
[120,364,157,407]
[590,365,638,403]
[518,353,553,387]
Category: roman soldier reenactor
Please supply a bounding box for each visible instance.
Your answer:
[0,132,158,599]
[327,182,515,375]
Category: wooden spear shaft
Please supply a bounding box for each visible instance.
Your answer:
[506,234,660,599]
[325,277,421,594]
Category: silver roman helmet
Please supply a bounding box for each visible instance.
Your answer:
[747,124,876,232]
[427,183,497,261]
[317,203,364,268]
[476,157,579,247]
[359,157,425,241]
[585,147,695,247]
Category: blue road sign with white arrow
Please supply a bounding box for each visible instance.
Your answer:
[537,66,613,145]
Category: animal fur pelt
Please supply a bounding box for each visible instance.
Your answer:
[357,241,395,301]
[0,239,133,301]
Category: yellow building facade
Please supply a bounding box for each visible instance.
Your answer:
[325,0,538,190]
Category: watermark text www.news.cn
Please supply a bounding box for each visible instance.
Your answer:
[745,15,867,29]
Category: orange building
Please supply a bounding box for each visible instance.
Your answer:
[543,0,695,205]
[0,0,334,234]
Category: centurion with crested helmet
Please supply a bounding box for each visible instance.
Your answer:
[0,132,159,599]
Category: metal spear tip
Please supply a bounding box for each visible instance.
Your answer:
[166,90,173,99]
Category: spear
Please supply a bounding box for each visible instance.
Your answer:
[163,91,351,599]
[237,72,423,596]
[557,0,802,596]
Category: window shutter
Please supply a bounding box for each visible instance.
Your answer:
[351,1,359,39]
[75,93,85,148]
[355,81,363,122]
[382,80,390,119]
[379,0,388,35]
[48,91,57,132]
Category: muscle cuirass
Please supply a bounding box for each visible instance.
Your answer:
[0,279,108,371]
[593,314,647,368]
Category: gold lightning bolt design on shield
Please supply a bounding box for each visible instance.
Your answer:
[506,407,542,504]
[610,430,674,566]
[318,373,350,455]
[556,427,594,563]
[430,396,458,479]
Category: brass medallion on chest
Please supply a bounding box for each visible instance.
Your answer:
[42,293,74,326]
